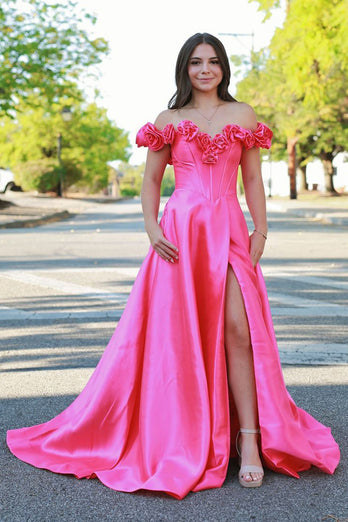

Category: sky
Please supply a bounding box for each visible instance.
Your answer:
[76,0,286,164]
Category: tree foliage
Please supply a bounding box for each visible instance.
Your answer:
[0,0,108,117]
[116,162,144,197]
[114,164,176,198]
[250,0,284,20]
[0,94,131,192]
[238,0,348,193]
[14,158,60,192]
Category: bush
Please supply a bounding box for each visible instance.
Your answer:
[161,168,175,196]
[120,186,138,197]
[119,171,142,197]
[14,159,60,192]
[13,158,82,193]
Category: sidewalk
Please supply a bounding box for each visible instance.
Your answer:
[0,191,125,229]
[1,191,348,228]
[266,193,348,226]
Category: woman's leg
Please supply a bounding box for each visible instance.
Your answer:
[224,265,263,483]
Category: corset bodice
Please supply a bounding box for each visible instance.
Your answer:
[136,120,272,202]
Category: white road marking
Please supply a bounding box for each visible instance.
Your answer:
[0,266,347,321]
[0,306,121,321]
[268,292,347,315]
[1,266,347,365]
[18,266,142,278]
[262,265,348,275]
[262,269,348,291]
[1,270,129,303]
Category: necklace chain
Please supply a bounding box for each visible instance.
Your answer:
[193,104,221,126]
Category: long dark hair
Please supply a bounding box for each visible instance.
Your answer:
[168,33,237,109]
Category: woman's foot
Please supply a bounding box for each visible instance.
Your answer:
[236,428,264,487]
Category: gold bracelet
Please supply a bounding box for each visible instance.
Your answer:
[253,229,267,240]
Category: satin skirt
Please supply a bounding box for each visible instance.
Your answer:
[7,190,340,499]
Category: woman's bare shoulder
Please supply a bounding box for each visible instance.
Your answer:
[154,109,177,129]
[224,101,258,131]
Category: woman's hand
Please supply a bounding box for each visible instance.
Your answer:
[147,224,179,263]
[249,230,266,267]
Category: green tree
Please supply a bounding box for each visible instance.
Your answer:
[68,103,131,191]
[251,0,286,19]
[269,0,348,192]
[0,95,131,193]
[240,0,348,194]
[0,0,108,117]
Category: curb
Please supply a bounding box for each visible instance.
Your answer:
[309,213,348,226]
[266,202,348,227]
[1,199,347,229]
[0,196,133,229]
[0,210,72,229]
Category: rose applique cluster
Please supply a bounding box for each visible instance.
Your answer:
[136,120,273,164]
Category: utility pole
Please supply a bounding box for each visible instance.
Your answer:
[57,132,63,197]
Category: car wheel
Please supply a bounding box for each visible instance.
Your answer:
[5,182,15,192]
[10,183,22,192]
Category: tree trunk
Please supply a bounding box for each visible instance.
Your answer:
[287,136,297,199]
[320,152,337,193]
[297,163,308,192]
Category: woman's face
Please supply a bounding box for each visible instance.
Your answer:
[187,43,223,94]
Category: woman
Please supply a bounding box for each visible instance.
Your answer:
[7,33,339,499]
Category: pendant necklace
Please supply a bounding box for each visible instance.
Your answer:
[193,104,221,126]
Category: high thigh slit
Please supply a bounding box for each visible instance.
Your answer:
[224,263,259,458]
[7,120,340,499]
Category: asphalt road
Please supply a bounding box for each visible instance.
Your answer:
[0,198,347,522]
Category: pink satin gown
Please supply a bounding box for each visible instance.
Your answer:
[7,120,340,499]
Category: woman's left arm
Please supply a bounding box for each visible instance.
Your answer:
[240,146,268,267]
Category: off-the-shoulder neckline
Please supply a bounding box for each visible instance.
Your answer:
[152,119,263,140]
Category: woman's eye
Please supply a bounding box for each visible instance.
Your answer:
[211,60,220,65]
[190,61,200,65]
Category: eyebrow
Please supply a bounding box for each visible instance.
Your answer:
[189,56,219,60]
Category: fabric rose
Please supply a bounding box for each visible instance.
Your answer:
[242,129,255,150]
[223,124,246,143]
[162,123,175,145]
[223,125,236,142]
[197,132,212,151]
[253,122,273,149]
[202,151,218,164]
[198,132,229,163]
[135,126,147,148]
[231,125,247,141]
[135,123,164,151]
[212,134,230,151]
[177,120,199,141]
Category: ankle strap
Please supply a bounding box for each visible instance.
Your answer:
[239,428,260,434]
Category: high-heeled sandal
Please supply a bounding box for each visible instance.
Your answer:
[236,428,264,488]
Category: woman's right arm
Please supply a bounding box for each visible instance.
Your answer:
[141,147,179,263]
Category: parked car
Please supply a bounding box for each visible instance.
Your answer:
[0,167,20,193]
